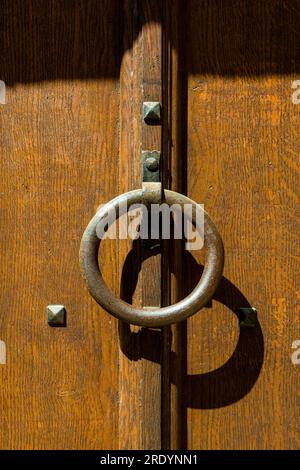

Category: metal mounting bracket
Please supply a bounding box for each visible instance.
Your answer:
[142,150,161,183]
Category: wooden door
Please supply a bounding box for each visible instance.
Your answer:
[0,0,163,450]
[0,0,300,451]
[168,0,300,450]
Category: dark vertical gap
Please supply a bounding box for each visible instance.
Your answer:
[174,0,188,449]
[161,0,171,450]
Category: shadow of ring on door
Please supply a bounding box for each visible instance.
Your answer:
[119,239,264,410]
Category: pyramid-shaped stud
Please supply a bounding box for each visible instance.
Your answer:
[46,305,66,326]
[143,101,161,124]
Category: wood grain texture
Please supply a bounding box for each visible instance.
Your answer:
[0,0,162,450]
[118,0,162,450]
[140,0,163,450]
[181,0,300,450]
[118,0,144,450]
[0,0,121,449]
[141,0,162,311]
[162,0,188,450]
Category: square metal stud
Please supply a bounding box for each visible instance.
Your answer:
[46,305,66,326]
[238,307,257,327]
[143,101,161,124]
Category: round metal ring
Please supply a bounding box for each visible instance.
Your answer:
[79,189,224,327]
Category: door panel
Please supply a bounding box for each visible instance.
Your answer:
[182,0,300,450]
[0,0,121,449]
[0,0,164,450]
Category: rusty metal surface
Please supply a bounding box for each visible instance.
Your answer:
[46,305,66,326]
[79,189,224,327]
[142,181,162,206]
[143,101,161,124]
[142,150,161,183]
